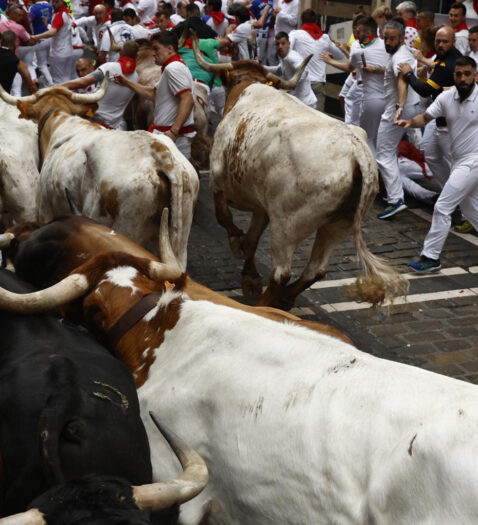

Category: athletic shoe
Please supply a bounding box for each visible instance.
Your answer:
[408,256,441,273]
[452,220,474,234]
[377,200,408,220]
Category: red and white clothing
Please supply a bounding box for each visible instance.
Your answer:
[99,19,135,61]
[75,15,110,49]
[152,55,195,159]
[455,22,470,56]
[228,20,252,60]
[274,0,298,35]
[404,18,419,50]
[50,5,74,83]
[464,0,478,18]
[206,11,228,37]
[136,0,155,23]
[96,60,138,128]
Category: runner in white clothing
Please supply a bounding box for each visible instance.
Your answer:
[449,2,470,55]
[375,20,420,219]
[273,0,298,35]
[265,31,316,106]
[98,9,135,63]
[396,56,478,272]
[75,4,110,51]
[291,8,344,112]
[468,24,478,62]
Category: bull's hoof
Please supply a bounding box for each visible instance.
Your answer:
[229,235,245,259]
[242,274,263,298]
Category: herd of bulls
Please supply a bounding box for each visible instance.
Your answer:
[2,35,478,524]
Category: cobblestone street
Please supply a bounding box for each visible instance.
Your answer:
[188,172,478,384]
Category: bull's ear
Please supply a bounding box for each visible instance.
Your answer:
[17,101,32,119]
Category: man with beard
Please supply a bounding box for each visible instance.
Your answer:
[399,26,462,192]
[396,57,478,272]
[375,20,420,219]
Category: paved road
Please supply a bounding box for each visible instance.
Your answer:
[188,171,478,384]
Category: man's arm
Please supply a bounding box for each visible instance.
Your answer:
[395,111,434,128]
[61,73,98,90]
[114,74,156,100]
[320,52,353,73]
[394,72,410,121]
[252,4,270,28]
[398,62,440,98]
[17,60,37,93]
[167,90,194,141]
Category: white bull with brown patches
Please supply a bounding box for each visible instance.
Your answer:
[1,221,478,524]
[0,79,198,270]
[0,100,40,228]
[192,38,406,309]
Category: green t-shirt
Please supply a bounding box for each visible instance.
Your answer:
[179,38,222,88]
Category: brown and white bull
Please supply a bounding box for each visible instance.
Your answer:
[0,78,198,270]
[1,219,478,525]
[0,100,40,228]
[192,38,406,309]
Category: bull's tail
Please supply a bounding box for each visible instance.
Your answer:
[347,129,409,307]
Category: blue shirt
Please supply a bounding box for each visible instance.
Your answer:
[250,0,272,30]
[29,2,53,34]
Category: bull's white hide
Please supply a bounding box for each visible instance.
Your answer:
[139,296,478,524]
[38,115,198,269]
[0,100,40,228]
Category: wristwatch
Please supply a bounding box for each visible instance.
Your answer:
[395,103,404,110]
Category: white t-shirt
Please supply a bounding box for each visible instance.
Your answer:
[206,16,228,37]
[97,61,138,128]
[426,84,478,162]
[100,19,135,61]
[121,1,135,10]
[274,0,298,34]
[50,9,72,57]
[349,36,387,101]
[228,20,252,60]
[170,13,184,25]
[153,60,195,134]
[456,28,470,55]
[383,44,419,120]
[468,49,478,62]
[267,49,316,106]
[464,0,478,18]
[136,0,155,23]
[129,23,150,39]
[289,30,344,82]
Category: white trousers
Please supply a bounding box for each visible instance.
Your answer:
[399,157,437,203]
[422,156,478,260]
[35,39,53,85]
[344,85,362,126]
[209,85,225,117]
[17,46,37,81]
[50,53,76,84]
[359,97,385,156]
[420,120,451,189]
[376,103,420,204]
[152,129,193,160]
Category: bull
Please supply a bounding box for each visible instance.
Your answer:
[0,269,207,524]
[0,78,198,270]
[191,35,407,309]
[0,100,40,229]
[2,217,476,524]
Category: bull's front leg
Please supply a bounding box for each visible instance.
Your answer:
[213,191,245,259]
[241,210,269,298]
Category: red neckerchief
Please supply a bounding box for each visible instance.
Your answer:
[474,0,478,17]
[105,7,112,21]
[301,22,323,39]
[360,34,378,48]
[455,21,468,32]
[161,53,186,72]
[405,17,418,30]
[283,0,294,3]
[117,56,136,74]
[147,16,156,29]
[425,49,435,58]
[398,141,430,179]
[167,21,175,28]
[210,11,225,24]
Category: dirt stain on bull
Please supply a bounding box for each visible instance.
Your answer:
[408,433,417,456]
[99,181,119,219]
[229,116,253,184]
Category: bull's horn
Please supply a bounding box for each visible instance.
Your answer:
[65,187,82,215]
[191,30,233,73]
[70,72,109,103]
[0,273,90,314]
[107,26,121,53]
[0,233,15,249]
[0,509,46,525]
[133,412,208,511]
[157,208,181,270]
[177,25,190,49]
[0,82,37,106]
[265,54,313,90]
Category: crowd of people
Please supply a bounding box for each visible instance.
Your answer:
[0,0,478,273]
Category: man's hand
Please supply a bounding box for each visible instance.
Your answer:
[394,118,411,128]
[114,73,127,86]
[273,7,281,14]
[393,107,403,122]
[164,130,177,142]
[331,38,347,53]
[398,62,413,75]
[320,52,332,63]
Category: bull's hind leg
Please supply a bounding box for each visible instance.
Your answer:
[213,191,245,258]
[280,222,352,309]
[241,210,269,297]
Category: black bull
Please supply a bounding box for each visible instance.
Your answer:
[0,269,154,518]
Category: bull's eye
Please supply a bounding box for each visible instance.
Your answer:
[61,419,84,443]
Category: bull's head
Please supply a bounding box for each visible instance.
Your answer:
[0,414,209,524]
[0,75,109,122]
[189,30,312,93]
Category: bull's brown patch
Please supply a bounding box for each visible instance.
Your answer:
[99,182,119,219]
[151,140,168,153]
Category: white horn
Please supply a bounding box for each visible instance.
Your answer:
[0,273,90,314]
[70,72,109,103]
[133,413,209,511]
[0,82,36,105]
[191,30,233,73]
[0,233,15,249]
[0,509,46,525]
[107,26,121,52]
[265,54,313,90]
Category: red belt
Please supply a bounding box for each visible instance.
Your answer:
[73,45,84,49]
[148,124,195,134]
